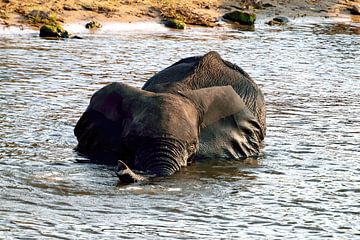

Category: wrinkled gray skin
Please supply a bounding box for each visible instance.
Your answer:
[74,51,266,183]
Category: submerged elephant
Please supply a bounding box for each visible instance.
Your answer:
[74,51,266,182]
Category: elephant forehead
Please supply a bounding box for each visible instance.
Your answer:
[157,95,198,126]
[130,95,199,139]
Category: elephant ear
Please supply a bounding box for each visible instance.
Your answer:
[87,82,146,121]
[178,86,251,127]
[74,83,148,162]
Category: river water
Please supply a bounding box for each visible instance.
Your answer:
[0,18,359,239]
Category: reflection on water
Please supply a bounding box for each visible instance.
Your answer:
[1,19,360,239]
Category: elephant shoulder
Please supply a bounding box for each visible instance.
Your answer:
[193,52,266,135]
[222,59,252,79]
[168,56,202,67]
[190,51,255,88]
[142,56,202,91]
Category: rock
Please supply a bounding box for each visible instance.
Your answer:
[223,11,256,25]
[2,20,9,26]
[39,24,69,38]
[350,5,360,15]
[266,20,278,26]
[81,4,95,11]
[63,4,78,11]
[71,35,83,39]
[164,19,186,29]
[0,9,8,19]
[273,16,289,23]
[266,16,289,26]
[85,20,102,29]
[263,3,276,8]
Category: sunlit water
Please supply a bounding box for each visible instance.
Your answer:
[1,19,359,239]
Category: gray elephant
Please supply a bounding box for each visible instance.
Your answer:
[74,51,266,182]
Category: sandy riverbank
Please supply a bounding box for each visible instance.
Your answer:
[0,0,359,29]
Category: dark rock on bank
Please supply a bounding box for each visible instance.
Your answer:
[85,20,102,29]
[273,16,289,23]
[349,5,360,15]
[71,35,83,39]
[223,10,256,25]
[266,16,289,26]
[63,4,78,11]
[262,3,276,8]
[39,24,69,38]
[164,19,186,29]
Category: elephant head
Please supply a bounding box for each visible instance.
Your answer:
[75,82,248,182]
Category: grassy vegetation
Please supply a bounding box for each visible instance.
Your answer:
[25,10,58,26]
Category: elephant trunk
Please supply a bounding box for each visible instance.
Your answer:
[144,156,180,177]
[137,138,184,176]
[116,138,185,183]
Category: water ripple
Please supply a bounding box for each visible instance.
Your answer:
[1,19,360,239]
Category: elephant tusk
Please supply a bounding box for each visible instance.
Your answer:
[115,160,148,183]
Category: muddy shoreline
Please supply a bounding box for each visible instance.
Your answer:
[1,0,359,30]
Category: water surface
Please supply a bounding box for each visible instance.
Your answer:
[1,19,360,239]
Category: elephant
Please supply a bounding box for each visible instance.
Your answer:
[74,51,266,183]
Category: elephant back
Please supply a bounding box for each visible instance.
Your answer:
[143,51,266,136]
